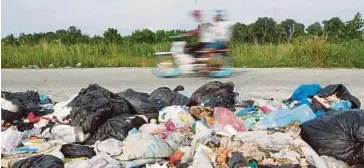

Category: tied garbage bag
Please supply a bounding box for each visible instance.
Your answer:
[214,107,247,133]
[117,89,162,114]
[300,109,364,166]
[61,144,96,159]
[86,115,146,144]
[189,81,236,110]
[117,132,174,161]
[67,84,134,135]
[11,155,64,168]
[317,84,361,108]
[148,85,189,107]
[158,106,195,128]
[256,104,316,129]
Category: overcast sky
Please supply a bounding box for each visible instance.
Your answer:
[1,0,364,37]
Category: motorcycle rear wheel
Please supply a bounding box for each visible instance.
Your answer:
[208,53,234,78]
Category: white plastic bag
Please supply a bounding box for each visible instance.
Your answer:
[95,138,123,156]
[117,133,174,161]
[139,123,166,134]
[42,125,89,143]
[49,94,76,121]
[190,155,213,168]
[271,148,300,164]
[234,131,295,151]
[65,152,119,168]
[158,106,195,128]
[1,97,19,112]
[65,159,89,168]
[1,126,23,152]
[121,159,159,168]
[321,155,349,168]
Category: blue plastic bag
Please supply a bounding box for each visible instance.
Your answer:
[256,104,316,129]
[331,100,352,111]
[235,105,258,116]
[287,84,322,105]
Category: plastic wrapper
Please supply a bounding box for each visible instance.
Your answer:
[213,107,247,133]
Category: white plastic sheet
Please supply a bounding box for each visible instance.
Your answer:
[1,127,23,153]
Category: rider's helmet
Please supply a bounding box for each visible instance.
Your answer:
[214,10,225,22]
[192,9,202,22]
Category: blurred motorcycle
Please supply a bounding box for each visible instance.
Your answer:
[152,36,233,78]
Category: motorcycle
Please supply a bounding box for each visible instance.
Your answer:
[152,36,234,78]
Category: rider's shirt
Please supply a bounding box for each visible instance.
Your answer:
[199,23,214,43]
[211,20,234,42]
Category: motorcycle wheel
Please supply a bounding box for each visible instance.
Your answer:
[208,53,234,78]
[151,54,181,78]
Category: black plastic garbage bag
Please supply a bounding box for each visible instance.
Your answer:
[300,109,364,166]
[189,81,236,110]
[317,84,361,108]
[148,85,189,107]
[85,115,146,145]
[11,155,64,168]
[1,109,23,124]
[67,84,134,134]
[1,91,53,116]
[61,143,96,158]
[13,121,34,132]
[117,89,162,114]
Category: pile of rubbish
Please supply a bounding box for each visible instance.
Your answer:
[1,81,363,168]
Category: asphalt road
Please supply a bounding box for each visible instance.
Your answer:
[1,68,363,102]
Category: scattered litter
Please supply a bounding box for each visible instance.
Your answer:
[1,82,362,167]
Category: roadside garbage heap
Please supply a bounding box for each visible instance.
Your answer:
[1,81,363,168]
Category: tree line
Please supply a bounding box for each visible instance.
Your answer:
[2,12,363,46]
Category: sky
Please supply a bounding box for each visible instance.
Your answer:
[1,0,364,37]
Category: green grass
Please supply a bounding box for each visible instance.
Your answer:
[2,38,364,68]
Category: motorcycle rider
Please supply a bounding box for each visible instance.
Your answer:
[182,10,214,57]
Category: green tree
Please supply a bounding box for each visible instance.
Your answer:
[131,29,156,43]
[307,22,323,36]
[280,19,305,41]
[252,17,278,43]
[103,28,123,44]
[344,12,364,40]
[323,17,345,41]
[232,23,248,42]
